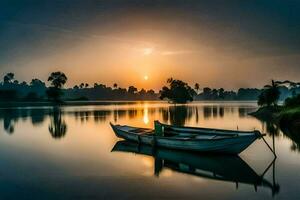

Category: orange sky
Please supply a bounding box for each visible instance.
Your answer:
[1,1,300,90]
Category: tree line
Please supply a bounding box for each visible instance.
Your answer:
[0,72,299,103]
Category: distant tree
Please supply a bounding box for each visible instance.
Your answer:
[128,86,138,94]
[113,83,118,89]
[258,80,280,107]
[13,80,19,85]
[139,88,146,96]
[85,83,89,88]
[30,79,46,88]
[202,87,212,99]
[20,81,27,86]
[218,88,225,99]
[48,72,67,89]
[194,83,200,94]
[80,83,85,89]
[47,72,67,102]
[159,79,195,104]
[167,77,173,84]
[211,89,218,99]
[3,73,14,83]
[73,85,79,90]
[147,89,155,95]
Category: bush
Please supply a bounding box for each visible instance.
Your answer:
[285,94,300,108]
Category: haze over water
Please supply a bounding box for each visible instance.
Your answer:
[0,102,299,199]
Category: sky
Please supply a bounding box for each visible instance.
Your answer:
[0,0,300,90]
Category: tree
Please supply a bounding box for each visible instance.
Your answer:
[159,79,195,104]
[30,79,46,88]
[80,83,85,89]
[85,83,89,88]
[113,83,118,89]
[48,72,67,89]
[258,80,280,107]
[218,88,225,99]
[47,72,67,102]
[3,73,14,83]
[128,86,137,94]
[194,83,200,94]
[167,77,173,84]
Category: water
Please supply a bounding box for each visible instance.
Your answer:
[0,101,299,200]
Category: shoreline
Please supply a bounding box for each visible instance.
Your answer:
[0,100,259,108]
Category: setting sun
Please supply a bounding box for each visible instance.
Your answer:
[144,75,149,80]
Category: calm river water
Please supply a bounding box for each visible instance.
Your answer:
[0,101,299,199]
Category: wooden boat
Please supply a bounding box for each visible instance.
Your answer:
[110,121,264,154]
[112,140,279,195]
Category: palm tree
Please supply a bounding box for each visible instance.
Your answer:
[48,72,67,89]
[258,80,280,107]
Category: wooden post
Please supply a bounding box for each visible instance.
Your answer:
[154,120,164,136]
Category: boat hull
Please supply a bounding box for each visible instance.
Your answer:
[111,124,258,154]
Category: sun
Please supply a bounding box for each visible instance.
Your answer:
[144,75,149,80]
[143,48,153,55]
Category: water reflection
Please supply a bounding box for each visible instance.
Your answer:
[49,107,67,139]
[112,141,279,196]
[279,124,300,152]
[0,102,298,156]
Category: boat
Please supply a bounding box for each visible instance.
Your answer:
[112,140,279,196]
[110,120,264,154]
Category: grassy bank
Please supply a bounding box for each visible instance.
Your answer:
[250,105,300,128]
[279,107,300,127]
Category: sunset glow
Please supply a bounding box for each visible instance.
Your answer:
[0,1,299,91]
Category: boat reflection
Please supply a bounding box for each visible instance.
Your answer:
[112,140,279,196]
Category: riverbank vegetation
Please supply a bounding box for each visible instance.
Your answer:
[0,72,299,104]
[251,80,300,129]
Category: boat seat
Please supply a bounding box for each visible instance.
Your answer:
[131,128,153,135]
[194,135,216,139]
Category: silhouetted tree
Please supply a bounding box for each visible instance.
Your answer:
[20,81,27,87]
[30,79,45,88]
[218,88,225,99]
[80,83,85,89]
[128,86,138,94]
[48,72,67,88]
[47,72,67,102]
[3,73,14,83]
[258,80,280,107]
[160,79,195,103]
[285,93,300,107]
[194,83,200,94]
[113,83,118,89]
